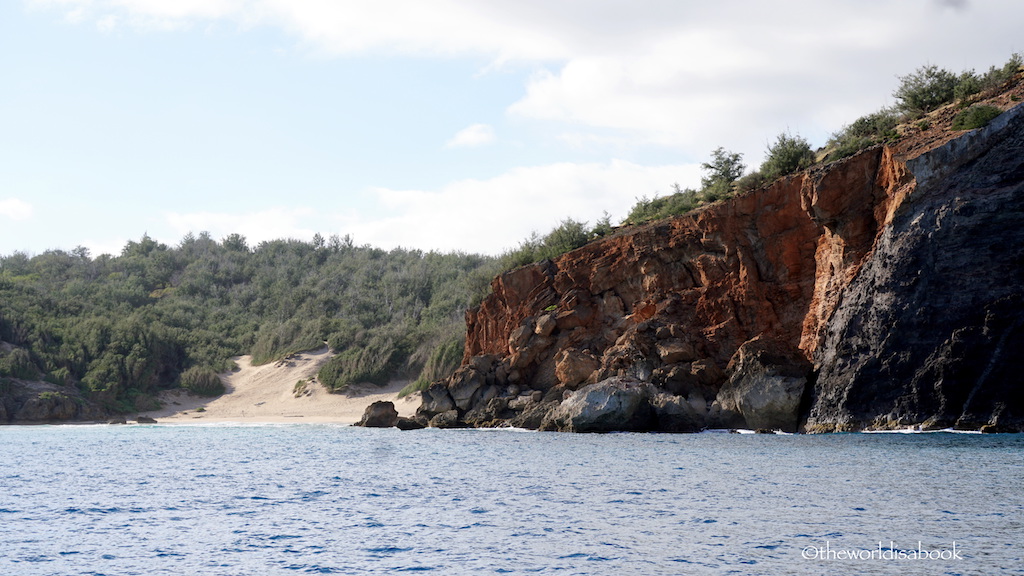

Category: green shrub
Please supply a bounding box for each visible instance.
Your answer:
[38,391,70,402]
[760,132,815,181]
[318,331,407,392]
[735,171,767,193]
[623,188,699,226]
[250,319,323,365]
[951,105,1002,130]
[825,107,901,161]
[397,379,428,398]
[0,348,39,380]
[893,64,958,113]
[542,218,590,258]
[44,367,72,386]
[954,71,981,103]
[405,336,464,396]
[180,366,225,397]
[500,218,592,269]
[980,52,1022,91]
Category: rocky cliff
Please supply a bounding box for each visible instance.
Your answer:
[419,81,1024,433]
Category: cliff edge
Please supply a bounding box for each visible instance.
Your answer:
[419,80,1024,433]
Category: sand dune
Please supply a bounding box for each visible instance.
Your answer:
[141,346,419,424]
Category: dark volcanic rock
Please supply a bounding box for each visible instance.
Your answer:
[650,393,705,432]
[355,401,399,428]
[428,409,467,429]
[418,383,456,417]
[396,416,427,430]
[809,104,1024,432]
[136,416,158,424]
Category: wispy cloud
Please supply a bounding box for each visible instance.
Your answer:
[165,207,318,247]
[445,123,495,149]
[338,159,701,255]
[0,198,33,221]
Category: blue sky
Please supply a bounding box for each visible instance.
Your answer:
[1,0,1022,257]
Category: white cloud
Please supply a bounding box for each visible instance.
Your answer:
[337,159,701,255]
[165,206,318,247]
[157,162,699,256]
[0,199,33,221]
[96,14,117,32]
[445,123,495,149]
[81,237,129,258]
[35,0,1024,166]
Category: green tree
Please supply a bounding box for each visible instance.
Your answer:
[700,147,745,195]
[760,132,815,181]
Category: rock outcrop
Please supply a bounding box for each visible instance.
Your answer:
[540,377,656,433]
[419,79,1024,432]
[354,400,400,428]
[0,378,106,423]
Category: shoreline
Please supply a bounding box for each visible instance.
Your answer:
[136,346,419,425]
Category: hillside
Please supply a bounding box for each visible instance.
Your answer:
[0,236,497,422]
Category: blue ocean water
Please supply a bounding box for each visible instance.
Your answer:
[0,426,1022,576]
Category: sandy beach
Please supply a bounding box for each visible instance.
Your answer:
[140,346,420,424]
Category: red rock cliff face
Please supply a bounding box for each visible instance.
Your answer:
[420,82,1024,432]
[464,146,893,387]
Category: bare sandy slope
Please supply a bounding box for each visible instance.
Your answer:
[141,346,420,424]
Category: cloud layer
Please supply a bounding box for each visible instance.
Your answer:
[34,0,1024,162]
[0,198,33,221]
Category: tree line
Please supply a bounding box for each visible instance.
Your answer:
[0,233,501,412]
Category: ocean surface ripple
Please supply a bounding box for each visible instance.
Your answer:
[1,425,1022,575]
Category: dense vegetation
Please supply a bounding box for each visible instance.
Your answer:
[0,233,500,411]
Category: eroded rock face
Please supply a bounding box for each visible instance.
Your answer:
[423,88,1024,432]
